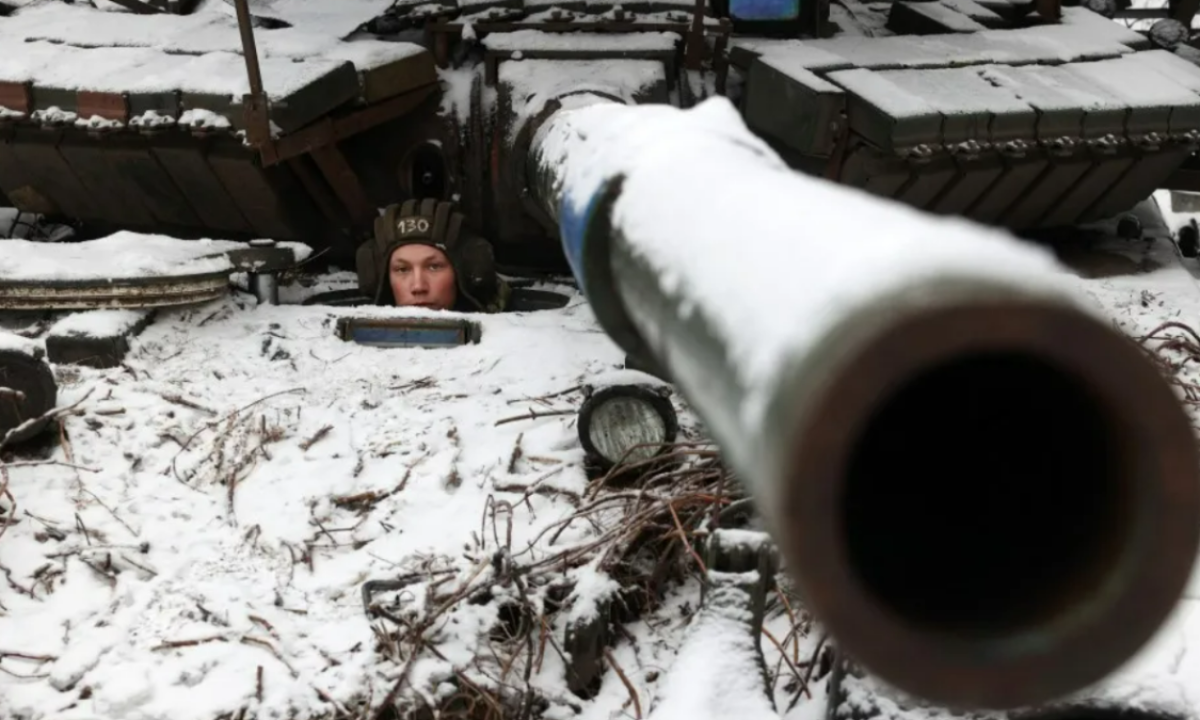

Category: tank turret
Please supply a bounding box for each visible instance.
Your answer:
[1,0,1200,271]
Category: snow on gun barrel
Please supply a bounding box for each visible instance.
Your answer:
[529,95,1200,711]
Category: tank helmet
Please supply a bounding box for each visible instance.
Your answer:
[356,199,508,312]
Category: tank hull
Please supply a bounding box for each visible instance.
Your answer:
[1,1,1200,271]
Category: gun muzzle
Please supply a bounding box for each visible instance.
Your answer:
[527,96,1200,710]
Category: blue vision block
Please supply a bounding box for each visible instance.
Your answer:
[350,326,466,347]
[335,317,481,348]
[729,0,800,21]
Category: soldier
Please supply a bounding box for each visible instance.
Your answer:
[356,199,510,312]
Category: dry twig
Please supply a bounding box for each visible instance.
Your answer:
[603,648,642,719]
[494,409,576,427]
[363,445,742,719]
[300,425,334,452]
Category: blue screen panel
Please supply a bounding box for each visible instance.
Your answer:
[351,327,464,348]
[730,0,800,21]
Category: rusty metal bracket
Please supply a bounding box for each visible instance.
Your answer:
[233,0,275,161]
[244,95,277,164]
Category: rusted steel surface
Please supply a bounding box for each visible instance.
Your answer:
[310,143,377,225]
[1040,157,1134,227]
[0,133,52,214]
[895,161,956,209]
[968,159,1048,225]
[0,82,31,115]
[930,160,1004,216]
[58,141,158,227]
[234,0,275,157]
[1084,148,1195,223]
[1002,160,1090,227]
[287,155,349,224]
[238,97,271,151]
[8,130,99,219]
[151,141,255,234]
[206,149,314,240]
[0,272,230,310]
[106,141,201,228]
[233,0,266,99]
[76,91,130,123]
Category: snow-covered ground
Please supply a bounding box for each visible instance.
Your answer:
[0,264,718,720]
[5,195,1200,720]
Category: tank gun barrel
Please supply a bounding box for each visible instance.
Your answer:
[527,95,1200,711]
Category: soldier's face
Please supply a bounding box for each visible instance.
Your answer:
[389,245,457,310]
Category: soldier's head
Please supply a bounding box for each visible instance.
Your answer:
[387,241,457,310]
[356,199,510,313]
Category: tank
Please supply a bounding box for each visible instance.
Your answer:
[1,0,1199,271]
[3,2,1200,716]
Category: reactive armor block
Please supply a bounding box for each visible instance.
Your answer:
[738,10,1200,231]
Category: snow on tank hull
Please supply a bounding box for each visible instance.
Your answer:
[0,1,451,267]
[0,89,446,265]
[732,10,1200,231]
[2,0,1200,270]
